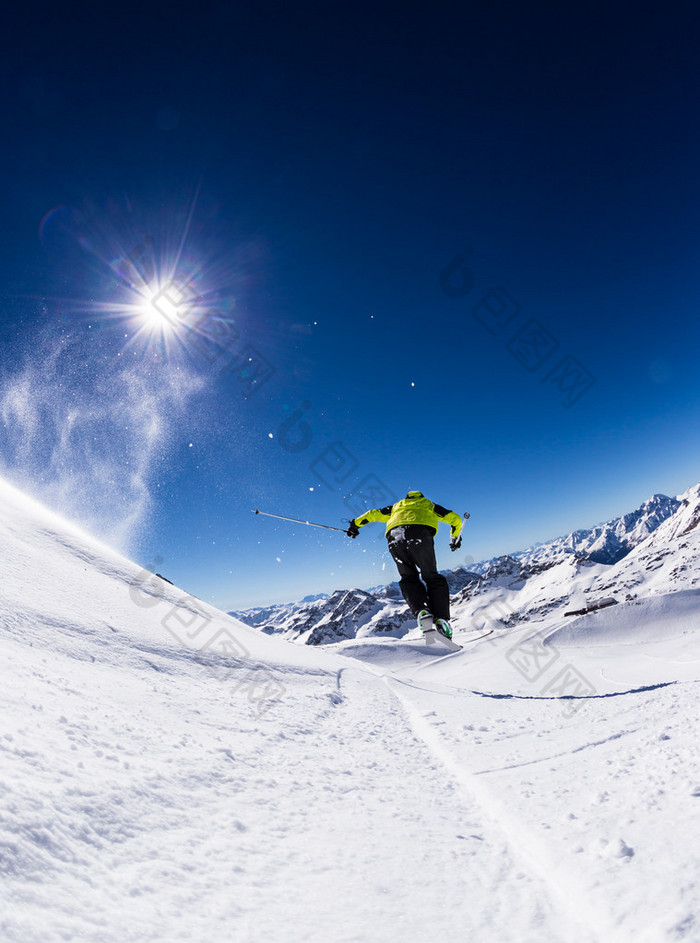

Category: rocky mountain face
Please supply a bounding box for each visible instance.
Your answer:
[236,587,415,645]
[231,485,699,644]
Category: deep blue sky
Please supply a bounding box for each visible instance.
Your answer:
[1,3,699,607]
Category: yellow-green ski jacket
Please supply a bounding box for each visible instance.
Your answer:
[353,491,463,539]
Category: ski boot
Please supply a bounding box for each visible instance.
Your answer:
[435,618,453,640]
[417,610,435,633]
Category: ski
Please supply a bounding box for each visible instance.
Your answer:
[423,629,462,651]
[421,626,494,652]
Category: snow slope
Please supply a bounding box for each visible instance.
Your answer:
[2,476,700,942]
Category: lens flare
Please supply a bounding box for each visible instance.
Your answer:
[34,186,252,366]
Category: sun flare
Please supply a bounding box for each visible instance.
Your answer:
[138,285,179,332]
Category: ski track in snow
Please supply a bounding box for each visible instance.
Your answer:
[385,680,609,943]
[380,672,700,943]
[1,477,700,942]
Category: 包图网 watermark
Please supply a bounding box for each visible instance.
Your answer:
[128,560,285,716]
[275,401,397,516]
[474,597,596,716]
[440,251,596,408]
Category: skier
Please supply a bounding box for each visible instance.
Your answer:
[346,491,463,639]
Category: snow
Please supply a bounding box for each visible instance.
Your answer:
[2,474,700,942]
[547,590,700,647]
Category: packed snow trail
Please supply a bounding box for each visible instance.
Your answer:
[386,680,618,943]
[2,613,574,942]
[377,641,700,943]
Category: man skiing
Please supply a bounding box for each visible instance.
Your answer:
[346,491,463,639]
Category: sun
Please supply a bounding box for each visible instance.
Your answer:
[134,276,201,335]
[137,286,178,332]
[62,187,242,360]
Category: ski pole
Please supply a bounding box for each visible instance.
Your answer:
[453,511,470,549]
[252,509,349,533]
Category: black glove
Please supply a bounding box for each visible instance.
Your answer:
[450,535,462,551]
[346,520,360,538]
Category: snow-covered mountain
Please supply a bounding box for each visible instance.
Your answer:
[232,486,696,644]
[234,586,414,644]
[512,492,681,566]
[2,473,700,942]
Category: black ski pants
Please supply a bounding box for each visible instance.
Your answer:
[386,524,450,621]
